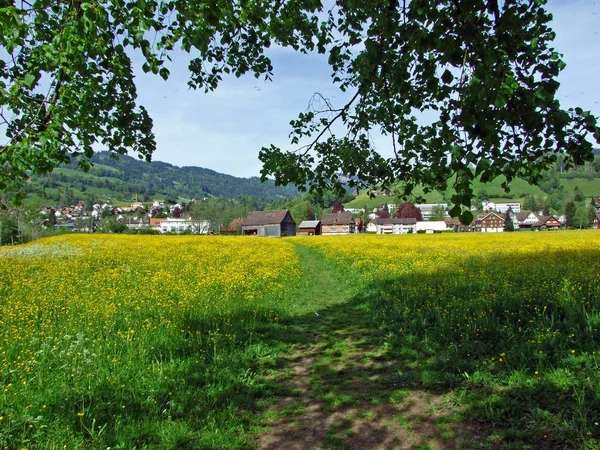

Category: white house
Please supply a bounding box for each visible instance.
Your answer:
[482,201,521,214]
[157,218,210,234]
[366,220,377,233]
[375,218,417,234]
[515,211,539,229]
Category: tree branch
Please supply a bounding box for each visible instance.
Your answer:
[298,90,360,156]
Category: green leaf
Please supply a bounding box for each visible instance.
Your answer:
[23,73,36,88]
[459,210,473,225]
[159,67,170,80]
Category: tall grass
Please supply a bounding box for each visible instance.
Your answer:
[296,231,600,447]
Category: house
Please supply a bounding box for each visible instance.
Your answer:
[534,215,561,230]
[481,201,521,214]
[444,217,461,231]
[241,210,296,237]
[366,220,377,233]
[375,218,416,234]
[479,212,505,232]
[515,211,540,229]
[120,218,148,229]
[591,214,600,229]
[321,212,356,235]
[298,220,321,236]
[149,217,163,228]
[156,218,210,234]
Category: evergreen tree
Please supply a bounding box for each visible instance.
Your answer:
[588,204,598,225]
[504,207,515,232]
[565,201,576,228]
[573,186,585,203]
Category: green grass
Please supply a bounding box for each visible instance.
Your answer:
[3,235,600,448]
[561,177,600,198]
[344,176,549,210]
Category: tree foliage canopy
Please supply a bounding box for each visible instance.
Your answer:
[1,0,599,222]
[396,202,423,221]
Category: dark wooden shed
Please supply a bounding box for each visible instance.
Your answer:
[241,210,296,237]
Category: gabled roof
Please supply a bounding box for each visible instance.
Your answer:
[298,220,321,228]
[375,218,417,225]
[479,212,504,221]
[515,211,538,221]
[536,215,560,225]
[321,212,355,225]
[444,217,462,226]
[242,210,293,226]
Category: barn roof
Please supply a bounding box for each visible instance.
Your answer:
[298,220,321,228]
[242,210,293,226]
[321,212,354,225]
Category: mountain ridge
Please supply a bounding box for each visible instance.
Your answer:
[25,151,298,205]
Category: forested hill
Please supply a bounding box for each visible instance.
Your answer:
[27,151,298,204]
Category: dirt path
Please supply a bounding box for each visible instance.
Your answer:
[256,244,482,450]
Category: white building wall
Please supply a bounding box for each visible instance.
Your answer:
[415,221,447,232]
[159,218,210,234]
[481,227,504,233]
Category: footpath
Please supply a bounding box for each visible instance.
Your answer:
[255,244,477,450]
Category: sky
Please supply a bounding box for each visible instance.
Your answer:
[133,0,600,178]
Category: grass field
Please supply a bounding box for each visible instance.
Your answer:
[1,232,600,449]
[343,176,550,210]
[344,176,600,211]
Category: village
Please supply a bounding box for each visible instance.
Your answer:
[37,197,600,236]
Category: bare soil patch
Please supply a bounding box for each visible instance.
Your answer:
[256,309,483,450]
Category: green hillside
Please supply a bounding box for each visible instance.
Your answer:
[25,152,298,205]
[344,176,547,210]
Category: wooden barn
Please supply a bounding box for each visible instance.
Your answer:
[298,220,321,235]
[241,210,296,237]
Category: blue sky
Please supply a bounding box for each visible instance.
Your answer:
[135,0,600,178]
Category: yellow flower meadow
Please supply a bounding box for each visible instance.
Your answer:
[0,234,300,443]
[294,230,600,374]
